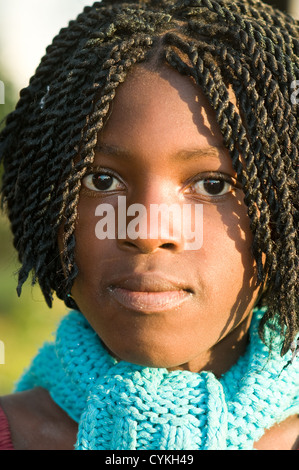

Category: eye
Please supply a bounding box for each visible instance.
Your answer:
[82,171,125,192]
[185,173,239,199]
[192,178,232,196]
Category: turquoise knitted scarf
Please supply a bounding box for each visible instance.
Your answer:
[16,308,299,450]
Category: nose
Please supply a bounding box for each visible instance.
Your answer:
[116,184,186,254]
[120,237,182,254]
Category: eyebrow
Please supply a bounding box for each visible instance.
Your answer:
[95,143,226,161]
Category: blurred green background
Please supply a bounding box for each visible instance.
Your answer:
[0,73,66,393]
[0,0,298,395]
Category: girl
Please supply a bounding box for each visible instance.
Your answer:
[0,0,298,450]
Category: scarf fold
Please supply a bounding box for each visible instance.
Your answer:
[16,308,299,450]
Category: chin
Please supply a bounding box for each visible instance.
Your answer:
[104,342,182,370]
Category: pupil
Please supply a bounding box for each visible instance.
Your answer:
[93,174,113,190]
[204,179,224,195]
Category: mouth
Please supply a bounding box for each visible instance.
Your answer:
[107,273,194,313]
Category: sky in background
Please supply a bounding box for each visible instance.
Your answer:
[0,0,298,92]
[0,0,91,90]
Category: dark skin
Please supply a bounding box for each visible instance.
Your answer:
[69,65,259,374]
[1,65,298,450]
[0,389,77,450]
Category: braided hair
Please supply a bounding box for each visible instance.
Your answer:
[0,0,298,355]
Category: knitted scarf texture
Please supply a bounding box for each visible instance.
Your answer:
[16,308,299,450]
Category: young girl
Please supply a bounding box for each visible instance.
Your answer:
[0,0,298,451]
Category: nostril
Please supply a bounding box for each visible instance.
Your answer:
[161,243,176,250]
[119,240,180,254]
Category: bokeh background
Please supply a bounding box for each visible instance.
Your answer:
[0,0,298,394]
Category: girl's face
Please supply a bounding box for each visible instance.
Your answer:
[70,65,260,375]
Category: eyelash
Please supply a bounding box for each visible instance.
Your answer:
[81,168,240,199]
[185,172,240,199]
[82,168,126,195]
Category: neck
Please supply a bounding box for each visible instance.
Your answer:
[167,312,253,377]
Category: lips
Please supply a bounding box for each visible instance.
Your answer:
[107,273,194,313]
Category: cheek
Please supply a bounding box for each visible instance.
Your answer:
[197,198,258,323]
[69,198,112,295]
[73,230,112,290]
[205,206,254,271]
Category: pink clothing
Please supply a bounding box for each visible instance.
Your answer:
[0,405,14,450]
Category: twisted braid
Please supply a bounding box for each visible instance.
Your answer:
[0,0,298,353]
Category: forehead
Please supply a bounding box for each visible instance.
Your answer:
[98,64,237,156]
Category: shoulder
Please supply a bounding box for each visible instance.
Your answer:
[254,414,299,450]
[0,388,78,450]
